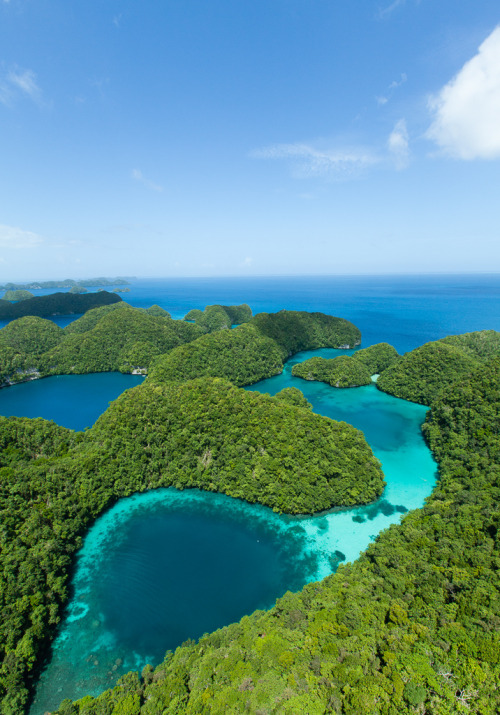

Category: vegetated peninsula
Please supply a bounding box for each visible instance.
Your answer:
[0,291,122,321]
[292,343,400,388]
[0,312,499,714]
[377,330,500,404]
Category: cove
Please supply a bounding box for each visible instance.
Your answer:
[30,350,436,714]
[0,372,144,431]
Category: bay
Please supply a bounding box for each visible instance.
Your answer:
[0,373,144,431]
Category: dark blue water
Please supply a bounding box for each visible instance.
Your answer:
[0,373,144,430]
[122,274,500,353]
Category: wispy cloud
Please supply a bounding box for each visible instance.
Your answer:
[113,14,122,28]
[131,169,164,193]
[251,143,379,180]
[0,225,44,249]
[426,25,500,159]
[378,0,406,19]
[387,119,410,168]
[0,66,43,107]
[377,72,407,105]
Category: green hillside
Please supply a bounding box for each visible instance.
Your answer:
[377,330,500,404]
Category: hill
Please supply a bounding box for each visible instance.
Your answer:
[0,291,121,320]
[377,330,500,404]
[151,310,361,387]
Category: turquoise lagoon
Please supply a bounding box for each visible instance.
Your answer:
[28,349,436,713]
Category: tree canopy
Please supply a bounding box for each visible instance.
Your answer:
[0,291,121,320]
[377,330,500,404]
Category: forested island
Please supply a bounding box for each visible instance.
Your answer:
[0,291,121,322]
[0,305,499,714]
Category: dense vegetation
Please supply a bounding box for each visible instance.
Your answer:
[184,304,253,332]
[251,311,361,357]
[0,318,65,385]
[54,356,500,714]
[41,304,201,375]
[1,291,34,302]
[142,304,170,318]
[0,378,383,714]
[68,286,87,294]
[292,355,372,387]
[0,305,200,385]
[0,291,121,320]
[377,330,500,404]
[274,386,312,410]
[353,342,400,374]
[149,323,284,386]
[0,307,359,388]
[151,311,361,387]
[292,343,399,388]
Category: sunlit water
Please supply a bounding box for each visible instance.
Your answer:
[29,349,436,713]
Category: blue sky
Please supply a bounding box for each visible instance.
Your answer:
[1,0,499,280]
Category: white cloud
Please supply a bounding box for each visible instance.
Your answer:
[131,168,164,193]
[0,66,43,107]
[377,72,407,105]
[241,257,253,267]
[388,119,409,168]
[426,26,500,159]
[0,225,44,249]
[251,143,379,179]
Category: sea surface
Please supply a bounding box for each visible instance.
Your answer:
[0,372,144,430]
[2,273,497,712]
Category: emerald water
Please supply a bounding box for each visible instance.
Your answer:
[29,349,436,713]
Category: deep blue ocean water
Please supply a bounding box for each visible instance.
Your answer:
[122,274,500,353]
[3,273,497,713]
[0,372,144,430]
